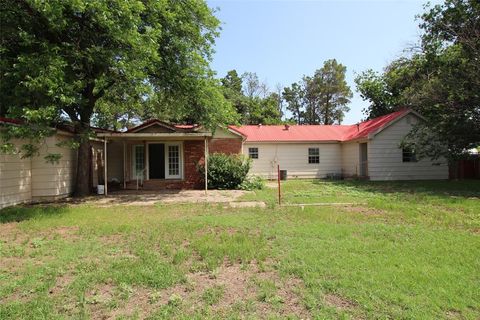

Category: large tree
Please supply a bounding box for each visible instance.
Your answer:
[310,59,352,124]
[0,0,235,195]
[220,70,281,124]
[281,59,352,125]
[355,0,480,160]
[283,82,305,124]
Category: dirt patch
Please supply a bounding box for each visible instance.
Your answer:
[85,282,116,319]
[196,226,239,237]
[90,190,251,207]
[228,201,266,208]
[342,206,385,216]
[49,271,75,296]
[0,222,29,245]
[51,226,80,238]
[102,259,311,319]
[324,293,357,310]
[98,234,128,245]
[445,309,463,319]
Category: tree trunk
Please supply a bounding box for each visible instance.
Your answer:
[74,127,91,197]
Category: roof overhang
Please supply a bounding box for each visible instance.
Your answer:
[97,132,212,139]
[367,109,424,140]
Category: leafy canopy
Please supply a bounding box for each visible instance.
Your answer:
[283,59,352,125]
[355,0,479,160]
[0,0,235,195]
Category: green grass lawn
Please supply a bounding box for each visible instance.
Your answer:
[1,180,479,319]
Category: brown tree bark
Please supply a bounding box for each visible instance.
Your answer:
[74,128,91,197]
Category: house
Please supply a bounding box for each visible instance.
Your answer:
[229,109,449,180]
[1,109,448,208]
[95,120,243,193]
[0,118,243,208]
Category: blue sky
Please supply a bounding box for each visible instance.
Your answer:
[208,0,440,124]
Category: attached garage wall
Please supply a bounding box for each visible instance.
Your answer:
[1,133,77,208]
[368,115,448,180]
[0,139,32,209]
[30,134,77,201]
[243,142,342,179]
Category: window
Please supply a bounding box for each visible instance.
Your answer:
[308,148,320,164]
[248,147,258,159]
[168,145,180,176]
[402,147,417,162]
[134,145,145,176]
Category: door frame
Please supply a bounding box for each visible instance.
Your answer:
[144,141,184,180]
[131,144,145,180]
[164,142,183,179]
[147,143,166,180]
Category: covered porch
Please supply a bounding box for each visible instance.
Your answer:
[96,131,211,195]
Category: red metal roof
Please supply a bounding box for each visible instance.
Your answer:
[229,109,410,142]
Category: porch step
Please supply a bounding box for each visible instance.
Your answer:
[125,179,192,190]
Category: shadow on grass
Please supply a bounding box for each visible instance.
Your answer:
[0,205,69,224]
[312,179,480,198]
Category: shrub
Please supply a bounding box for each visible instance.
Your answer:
[239,176,265,190]
[197,153,251,189]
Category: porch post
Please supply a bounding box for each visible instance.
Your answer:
[204,136,208,195]
[104,138,108,196]
[123,140,126,189]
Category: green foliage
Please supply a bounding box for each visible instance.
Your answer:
[220,70,282,125]
[201,285,224,305]
[43,153,61,164]
[354,70,398,119]
[239,176,265,191]
[355,0,480,160]
[283,82,305,124]
[282,59,352,124]
[197,153,251,189]
[0,0,233,194]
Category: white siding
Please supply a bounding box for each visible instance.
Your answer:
[212,127,241,139]
[0,139,32,209]
[244,143,342,179]
[341,142,360,177]
[30,135,77,200]
[368,115,448,180]
[0,134,77,208]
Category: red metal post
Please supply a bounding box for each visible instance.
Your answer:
[277,164,281,205]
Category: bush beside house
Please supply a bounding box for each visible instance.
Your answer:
[197,153,258,190]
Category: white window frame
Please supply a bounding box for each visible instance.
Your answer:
[132,144,145,179]
[164,142,183,179]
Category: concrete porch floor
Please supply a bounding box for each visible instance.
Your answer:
[87,189,265,207]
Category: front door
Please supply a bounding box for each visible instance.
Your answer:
[359,143,368,177]
[148,144,165,179]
